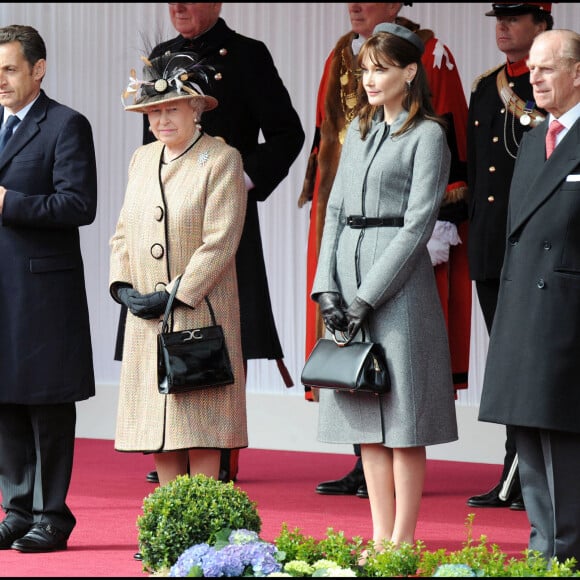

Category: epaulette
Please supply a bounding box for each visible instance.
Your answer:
[471,62,504,93]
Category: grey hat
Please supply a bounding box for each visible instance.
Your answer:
[372,22,425,56]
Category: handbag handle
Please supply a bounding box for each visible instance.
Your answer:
[161,275,217,333]
[332,327,367,347]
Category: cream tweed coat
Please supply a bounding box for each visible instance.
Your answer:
[109,131,248,452]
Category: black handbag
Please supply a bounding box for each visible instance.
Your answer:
[157,276,235,394]
[301,330,390,395]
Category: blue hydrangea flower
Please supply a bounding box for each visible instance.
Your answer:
[434,563,478,577]
[169,543,212,577]
[169,529,282,577]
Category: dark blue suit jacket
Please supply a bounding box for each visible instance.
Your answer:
[0,90,97,404]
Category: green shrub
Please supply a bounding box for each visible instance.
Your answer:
[136,474,261,573]
[365,540,424,577]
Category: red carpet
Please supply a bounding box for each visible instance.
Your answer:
[0,438,530,577]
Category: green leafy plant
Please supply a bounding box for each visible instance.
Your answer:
[418,514,580,577]
[364,540,425,577]
[136,474,261,574]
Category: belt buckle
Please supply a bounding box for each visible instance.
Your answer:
[347,216,365,228]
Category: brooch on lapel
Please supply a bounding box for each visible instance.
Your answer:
[198,151,210,166]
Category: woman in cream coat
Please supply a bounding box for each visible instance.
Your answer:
[110,52,247,485]
[312,24,457,552]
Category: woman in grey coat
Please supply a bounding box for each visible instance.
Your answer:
[311,23,458,552]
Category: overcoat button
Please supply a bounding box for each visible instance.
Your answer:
[154,206,164,221]
[537,278,545,289]
[543,240,552,250]
[151,244,164,259]
[155,282,167,292]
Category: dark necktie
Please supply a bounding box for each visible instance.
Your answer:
[545,119,564,159]
[0,115,21,153]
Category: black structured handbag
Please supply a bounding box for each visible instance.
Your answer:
[300,330,390,395]
[157,276,235,394]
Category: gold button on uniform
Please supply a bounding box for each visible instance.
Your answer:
[489,166,496,173]
[492,136,499,143]
[488,195,495,203]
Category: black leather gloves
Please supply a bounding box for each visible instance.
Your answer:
[316,292,348,333]
[345,296,373,339]
[117,287,170,320]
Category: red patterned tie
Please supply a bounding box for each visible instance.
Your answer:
[545,119,564,159]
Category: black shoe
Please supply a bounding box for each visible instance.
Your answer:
[134,551,143,560]
[467,483,514,508]
[0,521,29,550]
[510,496,526,511]
[356,482,369,499]
[219,469,236,483]
[146,470,159,484]
[316,466,365,495]
[11,523,68,553]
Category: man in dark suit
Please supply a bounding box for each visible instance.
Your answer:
[466,1,553,511]
[117,2,305,486]
[479,28,580,566]
[0,25,97,552]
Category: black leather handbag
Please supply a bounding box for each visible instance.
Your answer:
[157,276,234,394]
[301,331,390,395]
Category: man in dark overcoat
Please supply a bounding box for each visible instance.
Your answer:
[466,1,553,510]
[0,25,97,552]
[479,28,580,566]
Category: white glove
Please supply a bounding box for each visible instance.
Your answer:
[427,221,461,266]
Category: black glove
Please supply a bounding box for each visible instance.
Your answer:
[345,296,373,339]
[119,288,170,320]
[130,290,170,319]
[116,286,136,308]
[316,292,348,333]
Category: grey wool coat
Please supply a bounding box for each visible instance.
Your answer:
[110,132,248,452]
[312,110,458,448]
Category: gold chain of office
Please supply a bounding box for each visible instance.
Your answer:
[339,50,360,145]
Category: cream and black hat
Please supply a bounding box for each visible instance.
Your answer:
[123,52,218,113]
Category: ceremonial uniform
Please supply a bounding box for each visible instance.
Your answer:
[468,60,545,285]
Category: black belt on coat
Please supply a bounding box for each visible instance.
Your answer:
[345,215,404,228]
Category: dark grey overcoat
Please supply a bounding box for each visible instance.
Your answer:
[312,110,458,448]
[0,92,97,404]
[479,118,580,434]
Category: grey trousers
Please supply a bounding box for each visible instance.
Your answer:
[515,426,580,567]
